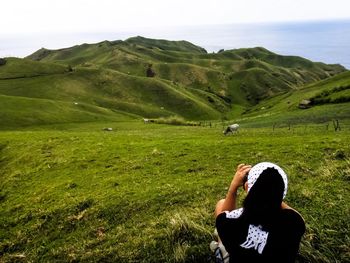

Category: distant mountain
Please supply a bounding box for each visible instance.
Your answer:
[27,36,345,105]
[0,36,347,128]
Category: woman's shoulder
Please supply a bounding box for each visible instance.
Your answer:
[223,208,244,219]
[281,203,305,221]
[216,208,245,230]
[280,208,306,232]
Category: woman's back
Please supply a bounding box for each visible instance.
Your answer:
[216,208,305,263]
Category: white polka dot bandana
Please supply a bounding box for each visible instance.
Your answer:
[247,162,288,199]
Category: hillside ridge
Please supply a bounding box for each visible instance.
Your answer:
[0,36,347,128]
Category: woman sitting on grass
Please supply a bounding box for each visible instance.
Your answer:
[213,162,305,263]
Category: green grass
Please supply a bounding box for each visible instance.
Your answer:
[0,58,69,79]
[0,122,349,262]
[0,94,134,129]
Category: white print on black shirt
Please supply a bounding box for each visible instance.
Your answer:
[240,224,269,254]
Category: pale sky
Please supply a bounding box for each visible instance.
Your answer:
[1,0,350,35]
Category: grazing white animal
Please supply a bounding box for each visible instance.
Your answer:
[102,127,113,131]
[143,118,155,124]
[223,124,239,135]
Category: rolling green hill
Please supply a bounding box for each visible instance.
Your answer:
[0,57,224,128]
[27,37,345,106]
[238,71,350,126]
[0,36,348,128]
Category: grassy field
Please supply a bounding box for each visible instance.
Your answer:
[0,121,349,262]
[1,36,349,262]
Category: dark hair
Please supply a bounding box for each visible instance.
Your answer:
[241,167,285,230]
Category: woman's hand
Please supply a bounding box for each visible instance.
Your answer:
[229,163,251,192]
[216,163,252,215]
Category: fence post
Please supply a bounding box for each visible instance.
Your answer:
[333,119,340,131]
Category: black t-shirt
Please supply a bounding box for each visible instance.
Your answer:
[216,208,305,263]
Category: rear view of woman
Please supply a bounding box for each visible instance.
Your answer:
[214,162,305,263]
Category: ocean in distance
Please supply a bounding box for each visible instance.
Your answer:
[1,19,349,69]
